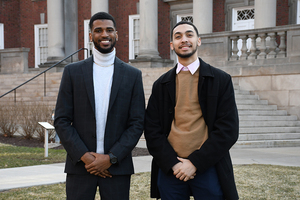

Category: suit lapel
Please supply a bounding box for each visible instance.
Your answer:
[82,56,95,113]
[108,57,124,111]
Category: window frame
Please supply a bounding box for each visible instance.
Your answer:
[84,19,93,59]
[129,14,140,60]
[34,24,48,68]
[0,23,4,49]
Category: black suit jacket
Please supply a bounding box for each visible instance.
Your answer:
[145,58,239,199]
[54,56,145,175]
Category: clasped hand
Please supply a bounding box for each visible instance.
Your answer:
[172,157,197,182]
[81,152,112,178]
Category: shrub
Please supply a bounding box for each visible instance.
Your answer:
[35,104,55,142]
[0,104,20,137]
[18,103,40,139]
[0,102,56,142]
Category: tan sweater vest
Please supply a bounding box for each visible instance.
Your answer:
[168,69,208,158]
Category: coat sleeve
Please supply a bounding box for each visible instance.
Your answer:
[188,73,239,173]
[54,66,89,165]
[144,81,179,174]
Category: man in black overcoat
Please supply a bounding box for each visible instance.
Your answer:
[145,21,239,200]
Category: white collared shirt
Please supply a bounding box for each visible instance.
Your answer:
[176,59,200,75]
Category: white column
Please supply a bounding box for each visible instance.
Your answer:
[254,0,277,28]
[137,0,160,59]
[193,0,213,34]
[65,0,78,61]
[91,0,109,16]
[47,0,65,61]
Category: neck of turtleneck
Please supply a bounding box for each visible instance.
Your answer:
[93,46,116,67]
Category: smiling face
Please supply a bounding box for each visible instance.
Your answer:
[89,19,118,53]
[170,24,201,61]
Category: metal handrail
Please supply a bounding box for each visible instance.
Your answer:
[0,48,89,102]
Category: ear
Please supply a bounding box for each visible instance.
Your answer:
[89,32,92,42]
[170,41,174,50]
[197,37,201,47]
[116,31,118,41]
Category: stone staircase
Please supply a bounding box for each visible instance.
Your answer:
[0,72,62,106]
[234,86,300,148]
[1,68,300,148]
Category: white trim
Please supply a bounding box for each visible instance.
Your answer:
[34,24,48,68]
[0,23,4,49]
[84,19,93,59]
[129,14,140,60]
[176,13,193,23]
[232,6,254,31]
[297,0,300,24]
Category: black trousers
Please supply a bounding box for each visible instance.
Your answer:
[66,173,131,200]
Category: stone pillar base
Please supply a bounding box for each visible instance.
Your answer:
[39,61,68,73]
[0,48,30,74]
[129,58,174,68]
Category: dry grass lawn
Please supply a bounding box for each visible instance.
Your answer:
[0,164,299,199]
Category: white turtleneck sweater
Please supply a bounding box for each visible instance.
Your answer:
[92,46,115,154]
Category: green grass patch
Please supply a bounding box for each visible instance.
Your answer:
[0,144,66,168]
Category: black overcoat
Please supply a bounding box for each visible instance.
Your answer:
[144,58,239,199]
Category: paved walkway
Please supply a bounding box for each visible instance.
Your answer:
[0,140,299,192]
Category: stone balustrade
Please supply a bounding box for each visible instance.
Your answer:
[198,24,300,68]
[229,29,286,61]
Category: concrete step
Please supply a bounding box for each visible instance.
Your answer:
[233,139,300,148]
[235,94,259,100]
[240,121,300,127]
[237,104,277,110]
[240,127,300,134]
[236,99,268,105]
[238,133,300,141]
[238,110,288,116]
[234,90,250,95]
[239,115,298,121]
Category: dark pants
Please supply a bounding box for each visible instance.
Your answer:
[66,173,131,200]
[157,167,224,200]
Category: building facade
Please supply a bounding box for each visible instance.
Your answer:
[1,0,300,118]
[0,0,294,69]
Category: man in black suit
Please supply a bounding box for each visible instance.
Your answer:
[145,21,239,199]
[54,12,145,200]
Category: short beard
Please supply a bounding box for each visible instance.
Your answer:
[174,46,198,58]
[93,39,116,54]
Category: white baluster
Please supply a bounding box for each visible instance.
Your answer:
[248,34,257,60]
[257,33,267,59]
[266,32,277,59]
[277,31,286,58]
[230,36,239,61]
[239,35,248,60]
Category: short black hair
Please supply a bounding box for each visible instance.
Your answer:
[171,21,199,40]
[89,12,116,30]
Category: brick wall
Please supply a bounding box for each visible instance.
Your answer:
[158,0,171,59]
[213,0,225,32]
[0,0,21,48]
[0,0,47,68]
[277,0,289,26]
[109,0,139,62]
[20,0,47,68]
[78,0,91,60]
